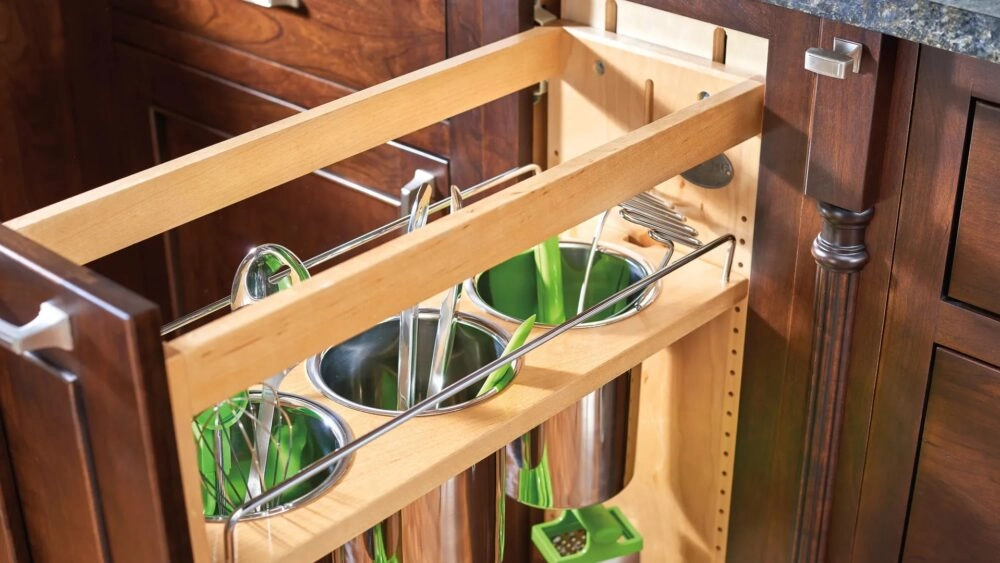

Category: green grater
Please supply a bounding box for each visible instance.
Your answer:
[532,505,643,562]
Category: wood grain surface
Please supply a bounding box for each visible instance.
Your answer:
[0,226,191,561]
[6,26,564,264]
[111,0,446,91]
[902,348,1000,561]
[948,102,1000,316]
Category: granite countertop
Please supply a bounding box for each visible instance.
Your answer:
[759,0,999,63]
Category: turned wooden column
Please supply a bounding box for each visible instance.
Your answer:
[794,202,874,563]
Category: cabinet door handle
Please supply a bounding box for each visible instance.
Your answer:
[805,38,862,79]
[241,0,302,9]
[0,300,74,355]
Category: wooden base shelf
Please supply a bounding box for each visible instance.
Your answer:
[214,242,747,562]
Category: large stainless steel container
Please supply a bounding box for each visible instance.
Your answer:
[466,241,654,509]
[506,367,641,509]
[331,451,503,563]
[309,310,514,562]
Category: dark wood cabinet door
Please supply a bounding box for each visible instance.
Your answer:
[948,102,1000,317]
[902,348,1000,562]
[0,226,190,562]
[0,354,108,563]
[854,48,1000,562]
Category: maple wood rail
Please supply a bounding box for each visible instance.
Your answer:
[3,26,566,265]
[165,78,762,415]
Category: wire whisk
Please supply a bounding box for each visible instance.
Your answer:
[193,388,301,518]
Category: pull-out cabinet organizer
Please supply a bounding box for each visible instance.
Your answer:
[0,24,762,562]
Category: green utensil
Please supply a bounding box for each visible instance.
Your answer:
[534,237,566,324]
[532,505,643,562]
[476,314,535,397]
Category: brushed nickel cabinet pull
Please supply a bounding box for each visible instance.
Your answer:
[805,38,862,79]
[241,0,302,9]
[0,300,73,355]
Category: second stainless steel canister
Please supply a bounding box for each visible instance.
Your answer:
[312,311,513,562]
[506,366,640,509]
[333,450,504,562]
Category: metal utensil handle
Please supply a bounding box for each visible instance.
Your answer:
[0,300,73,355]
[241,0,301,8]
[223,233,737,561]
[576,210,609,314]
[620,209,703,248]
[160,164,543,336]
[426,186,465,399]
[398,181,435,410]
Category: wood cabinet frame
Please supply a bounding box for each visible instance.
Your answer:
[1,25,764,561]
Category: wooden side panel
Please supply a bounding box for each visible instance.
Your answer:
[547,24,761,561]
[902,348,1000,561]
[611,4,822,562]
[0,354,107,562]
[0,226,195,561]
[610,312,744,562]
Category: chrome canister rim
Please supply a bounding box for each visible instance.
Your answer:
[305,309,520,417]
[464,240,660,329]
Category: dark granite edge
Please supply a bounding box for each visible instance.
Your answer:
[759,0,1000,63]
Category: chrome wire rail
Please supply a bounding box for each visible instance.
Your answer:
[160,164,542,336]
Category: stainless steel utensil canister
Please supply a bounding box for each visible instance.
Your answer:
[310,311,515,562]
[506,366,641,509]
[196,391,354,521]
[466,241,655,510]
[331,451,503,563]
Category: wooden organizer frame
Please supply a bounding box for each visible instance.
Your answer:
[5,24,762,562]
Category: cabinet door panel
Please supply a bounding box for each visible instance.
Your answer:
[0,354,107,563]
[903,348,1000,561]
[948,101,1000,317]
[111,0,445,90]
[856,48,1000,562]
